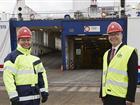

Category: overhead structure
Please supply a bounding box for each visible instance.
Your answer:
[12,0,41,20]
[120,0,125,17]
[88,0,99,18]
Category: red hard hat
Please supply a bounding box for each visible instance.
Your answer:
[17,26,32,39]
[107,22,123,34]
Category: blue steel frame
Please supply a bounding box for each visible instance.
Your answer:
[61,18,127,70]
[9,19,62,50]
[9,18,127,70]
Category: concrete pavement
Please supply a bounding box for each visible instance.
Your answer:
[1,69,140,105]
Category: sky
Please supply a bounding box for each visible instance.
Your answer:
[0,0,140,13]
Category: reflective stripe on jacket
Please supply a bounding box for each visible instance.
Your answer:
[3,45,48,102]
[102,45,135,98]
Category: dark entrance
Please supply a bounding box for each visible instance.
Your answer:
[74,35,111,69]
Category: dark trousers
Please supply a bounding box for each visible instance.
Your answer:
[102,95,126,105]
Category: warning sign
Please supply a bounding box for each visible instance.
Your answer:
[84,26,100,32]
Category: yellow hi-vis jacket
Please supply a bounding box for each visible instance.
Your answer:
[3,45,48,100]
[102,45,135,98]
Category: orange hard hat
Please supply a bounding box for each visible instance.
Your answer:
[107,22,123,34]
[17,26,32,39]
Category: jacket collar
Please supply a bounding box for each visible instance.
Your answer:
[17,44,31,55]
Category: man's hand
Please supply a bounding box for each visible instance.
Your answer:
[126,101,133,105]
[10,96,19,105]
[41,92,49,103]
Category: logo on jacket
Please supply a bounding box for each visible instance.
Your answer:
[117,53,122,58]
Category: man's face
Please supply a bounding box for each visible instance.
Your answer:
[108,32,123,47]
[18,37,32,49]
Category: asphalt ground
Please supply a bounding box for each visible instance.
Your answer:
[1,70,140,105]
[1,88,140,105]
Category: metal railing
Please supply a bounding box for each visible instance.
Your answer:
[0,10,120,21]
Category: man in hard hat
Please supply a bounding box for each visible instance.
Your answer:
[3,26,49,105]
[100,22,138,105]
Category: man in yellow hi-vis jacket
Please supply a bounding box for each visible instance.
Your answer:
[100,22,138,105]
[3,26,49,105]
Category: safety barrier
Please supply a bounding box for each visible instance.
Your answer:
[0,64,3,72]
[138,66,140,84]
